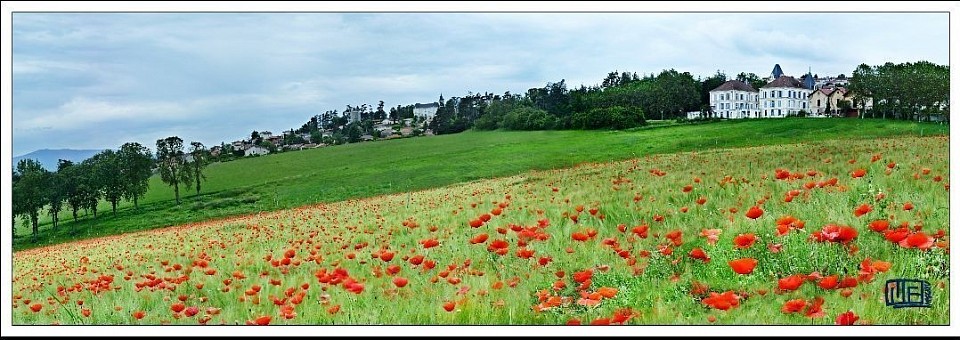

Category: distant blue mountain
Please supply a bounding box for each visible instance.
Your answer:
[13,149,103,172]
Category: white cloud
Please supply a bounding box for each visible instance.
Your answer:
[11,12,949,155]
[16,97,189,131]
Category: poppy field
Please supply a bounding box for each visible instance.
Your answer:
[11,135,949,325]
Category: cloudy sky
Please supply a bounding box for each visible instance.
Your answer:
[11,11,948,156]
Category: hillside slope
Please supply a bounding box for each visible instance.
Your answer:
[15,118,948,250]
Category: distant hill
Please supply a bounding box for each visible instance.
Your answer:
[13,149,103,171]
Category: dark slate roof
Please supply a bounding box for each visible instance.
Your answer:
[771,64,784,79]
[710,80,758,92]
[413,102,439,109]
[762,75,804,89]
[802,73,815,89]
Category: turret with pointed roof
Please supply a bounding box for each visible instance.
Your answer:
[771,64,784,79]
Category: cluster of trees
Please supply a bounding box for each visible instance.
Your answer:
[156,137,209,205]
[430,69,704,134]
[849,61,949,121]
[12,137,211,242]
[12,142,153,241]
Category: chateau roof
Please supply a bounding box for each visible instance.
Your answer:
[762,75,804,89]
[710,80,758,92]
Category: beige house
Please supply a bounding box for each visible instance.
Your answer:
[808,87,851,117]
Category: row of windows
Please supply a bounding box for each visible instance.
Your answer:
[716,110,797,118]
[717,103,758,110]
[761,89,808,99]
[713,92,758,102]
[762,100,807,109]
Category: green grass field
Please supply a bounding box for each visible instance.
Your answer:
[12,135,949,325]
[14,118,948,251]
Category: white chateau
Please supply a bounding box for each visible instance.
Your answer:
[412,102,439,121]
[702,64,863,119]
[709,80,759,119]
[760,75,811,117]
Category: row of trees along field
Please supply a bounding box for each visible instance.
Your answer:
[424,61,948,135]
[12,137,210,242]
[244,61,950,147]
[849,61,949,121]
[429,69,705,134]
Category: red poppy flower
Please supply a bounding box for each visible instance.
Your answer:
[884,228,910,243]
[804,297,825,318]
[728,258,758,275]
[683,184,694,192]
[775,169,791,180]
[606,308,632,324]
[702,291,741,310]
[689,248,710,263]
[733,233,757,249]
[29,303,42,312]
[171,302,185,313]
[776,224,791,236]
[487,239,509,251]
[590,318,611,325]
[469,219,483,228]
[571,232,589,241]
[810,224,857,243]
[632,225,649,238]
[778,275,804,291]
[851,169,866,178]
[572,269,593,284]
[899,232,935,250]
[781,299,807,314]
[835,310,859,325]
[871,260,892,272]
[478,213,492,222]
[392,277,409,288]
[818,275,839,290]
[470,233,489,244]
[443,301,456,312]
[132,310,146,320]
[853,204,872,217]
[408,255,424,266]
[745,206,764,219]
[696,196,708,205]
[184,306,199,317]
[664,229,683,246]
[420,239,440,249]
[380,251,395,262]
[868,220,890,233]
[838,276,858,289]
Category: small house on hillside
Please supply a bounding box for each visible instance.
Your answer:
[244,145,270,157]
